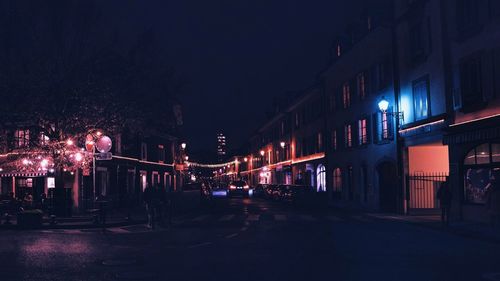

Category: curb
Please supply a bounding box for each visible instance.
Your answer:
[363,213,500,245]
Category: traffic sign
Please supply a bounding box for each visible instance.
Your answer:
[96,152,112,160]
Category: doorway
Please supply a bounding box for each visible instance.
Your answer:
[377,161,398,212]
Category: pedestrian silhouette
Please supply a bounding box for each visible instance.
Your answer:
[437,177,452,226]
[143,184,156,229]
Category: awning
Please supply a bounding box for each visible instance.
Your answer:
[444,115,500,145]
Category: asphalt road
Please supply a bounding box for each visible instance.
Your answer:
[1,197,499,281]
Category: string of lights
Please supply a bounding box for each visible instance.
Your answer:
[185,160,237,168]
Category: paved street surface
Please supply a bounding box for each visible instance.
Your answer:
[1,198,500,281]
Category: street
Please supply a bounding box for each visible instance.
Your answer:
[1,198,499,281]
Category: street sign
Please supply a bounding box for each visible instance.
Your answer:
[96,152,112,160]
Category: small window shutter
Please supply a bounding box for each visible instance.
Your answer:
[352,121,359,147]
[388,106,395,140]
[366,116,372,144]
[372,112,379,144]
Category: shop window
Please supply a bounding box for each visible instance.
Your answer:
[492,144,500,163]
[463,143,500,204]
[476,143,491,165]
[464,149,476,165]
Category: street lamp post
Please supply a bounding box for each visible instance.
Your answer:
[377,96,406,214]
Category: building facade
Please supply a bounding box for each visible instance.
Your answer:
[0,125,181,216]
[442,0,500,222]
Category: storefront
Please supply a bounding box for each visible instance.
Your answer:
[445,115,500,222]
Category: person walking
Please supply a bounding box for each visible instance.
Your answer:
[437,177,453,226]
[486,169,500,228]
[143,184,156,229]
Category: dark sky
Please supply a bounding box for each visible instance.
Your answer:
[102,0,362,152]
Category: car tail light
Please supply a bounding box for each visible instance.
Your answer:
[229,185,236,189]
[243,185,249,189]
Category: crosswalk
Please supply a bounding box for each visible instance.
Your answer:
[186,213,346,224]
[37,213,369,235]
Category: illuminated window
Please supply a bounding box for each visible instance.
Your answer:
[381,112,389,140]
[344,124,352,148]
[40,133,50,146]
[412,76,430,121]
[342,83,351,109]
[357,72,367,100]
[333,168,342,192]
[331,130,337,151]
[358,119,368,145]
[15,129,30,148]
[337,43,341,57]
[158,144,165,163]
[317,132,323,151]
[316,165,326,192]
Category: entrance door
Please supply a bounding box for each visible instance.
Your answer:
[377,161,398,212]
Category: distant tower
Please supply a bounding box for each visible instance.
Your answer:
[217,133,226,162]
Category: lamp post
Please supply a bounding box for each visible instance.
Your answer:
[377,96,406,214]
[378,96,404,127]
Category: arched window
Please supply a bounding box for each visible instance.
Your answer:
[316,165,326,192]
[333,168,342,192]
[463,143,500,204]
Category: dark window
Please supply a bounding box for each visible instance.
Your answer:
[342,82,351,109]
[459,54,483,111]
[456,0,480,36]
[357,72,367,100]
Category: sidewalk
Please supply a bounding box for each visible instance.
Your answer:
[365,213,500,244]
[0,208,148,230]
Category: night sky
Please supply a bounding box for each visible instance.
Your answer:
[101,0,362,152]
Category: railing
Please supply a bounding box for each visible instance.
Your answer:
[407,172,448,209]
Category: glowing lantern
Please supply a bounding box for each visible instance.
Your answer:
[96,136,112,153]
[378,97,389,112]
[75,153,83,162]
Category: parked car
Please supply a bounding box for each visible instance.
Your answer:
[252,184,267,197]
[280,185,315,205]
[227,180,250,197]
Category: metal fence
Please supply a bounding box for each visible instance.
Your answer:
[407,172,448,210]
